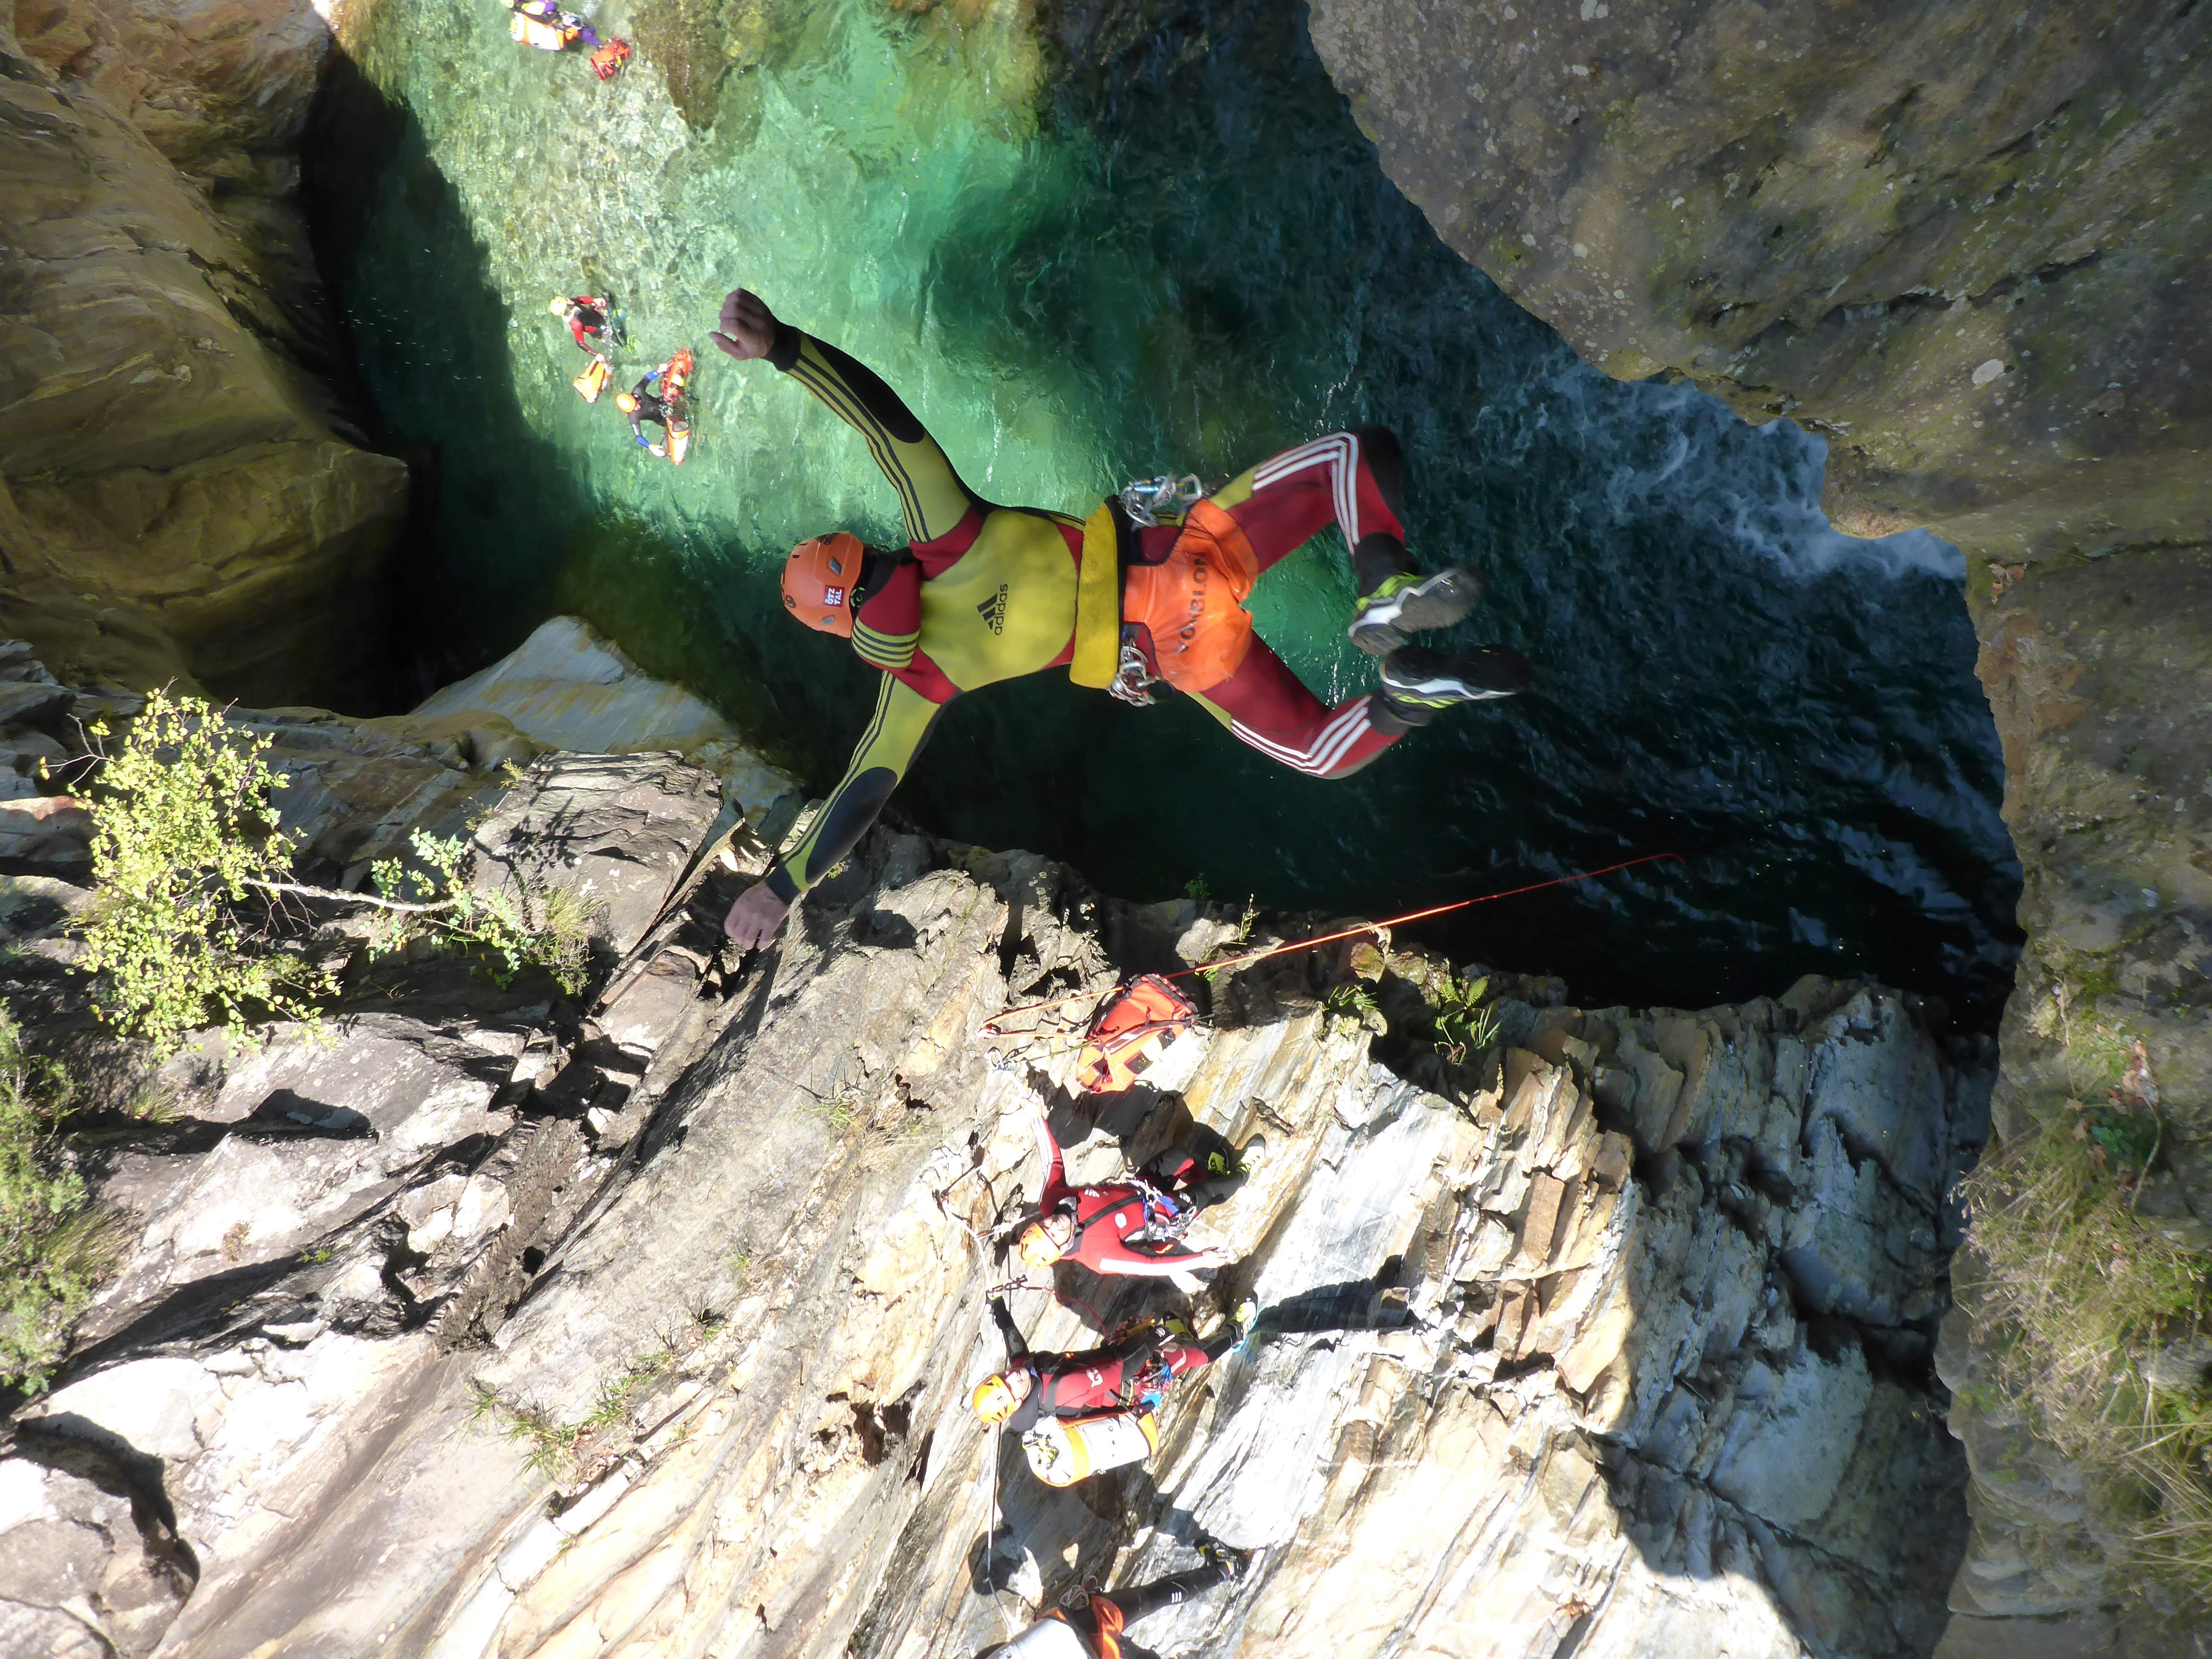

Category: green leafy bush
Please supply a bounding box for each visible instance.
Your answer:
[1431,973,1498,1067]
[365,830,596,996]
[71,694,598,1054]
[73,691,330,1055]
[0,1010,115,1393]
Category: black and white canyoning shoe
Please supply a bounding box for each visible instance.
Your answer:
[1379,644,1534,722]
[1347,566,1485,656]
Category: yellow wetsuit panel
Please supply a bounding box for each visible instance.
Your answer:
[1070,502,1121,688]
[777,674,944,893]
[916,509,1079,689]
[782,335,974,543]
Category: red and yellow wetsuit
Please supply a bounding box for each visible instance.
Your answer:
[755,324,1422,905]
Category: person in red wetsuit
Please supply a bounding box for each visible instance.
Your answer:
[978,1544,1251,1659]
[1013,1109,1259,1279]
[970,1297,1251,1433]
[549,295,613,354]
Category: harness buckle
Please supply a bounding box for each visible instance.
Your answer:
[1108,631,1160,708]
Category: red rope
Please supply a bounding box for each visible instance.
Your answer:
[980,852,1684,1036]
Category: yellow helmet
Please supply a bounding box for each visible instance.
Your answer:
[1019,1217,1067,1270]
[970,1368,1031,1424]
[548,297,570,316]
[614,391,639,414]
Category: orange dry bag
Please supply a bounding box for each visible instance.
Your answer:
[1074,975,1198,1094]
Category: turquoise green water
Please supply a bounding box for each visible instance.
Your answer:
[306,0,2021,1021]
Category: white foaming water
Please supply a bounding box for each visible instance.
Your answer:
[1513,357,1967,581]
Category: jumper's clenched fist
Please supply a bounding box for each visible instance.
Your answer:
[723,879,790,950]
[709,289,780,362]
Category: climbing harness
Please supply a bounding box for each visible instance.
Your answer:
[1072,974,1198,1094]
[1130,1180,1192,1244]
[1118,473,1204,529]
[981,853,1687,1088]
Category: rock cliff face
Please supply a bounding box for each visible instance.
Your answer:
[0,0,407,707]
[0,636,1989,1658]
[1303,5,2212,1650]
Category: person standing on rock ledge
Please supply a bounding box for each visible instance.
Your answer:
[977,1544,1252,1659]
[1010,1106,1261,1282]
[707,288,1533,950]
[971,1295,1254,1434]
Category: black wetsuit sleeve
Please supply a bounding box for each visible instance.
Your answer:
[765,673,946,900]
[1104,1563,1233,1626]
[766,323,980,543]
[990,1297,1030,1361]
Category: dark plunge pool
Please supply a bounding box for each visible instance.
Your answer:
[304,0,2021,1023]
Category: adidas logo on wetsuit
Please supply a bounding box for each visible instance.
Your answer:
[977,585,1009,634]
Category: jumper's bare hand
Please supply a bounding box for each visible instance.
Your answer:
[709,289,780,362]
[723,880,791,950]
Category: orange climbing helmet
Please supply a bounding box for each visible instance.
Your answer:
[782,532,866,637]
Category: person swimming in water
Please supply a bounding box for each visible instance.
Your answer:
[615,366,678,455]
[550,294,615,354]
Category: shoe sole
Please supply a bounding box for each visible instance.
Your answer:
[1382,673,1527,705]
[1348,569,1483,657]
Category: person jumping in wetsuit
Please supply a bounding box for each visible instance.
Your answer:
[708,288,1534,950]
[616,372,675,454]
[971,1298,1250,1433]
[551,295,614,354]
[979,1545,1251,1659]
[1012,1108,1260,1281]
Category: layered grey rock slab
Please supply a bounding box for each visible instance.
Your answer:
[2,796,1986,1659]
[1299,4,2212,1643]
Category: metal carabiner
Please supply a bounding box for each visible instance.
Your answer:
[1119,472,1205,529]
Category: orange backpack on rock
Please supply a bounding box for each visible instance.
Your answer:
[1074,975,1199,1094]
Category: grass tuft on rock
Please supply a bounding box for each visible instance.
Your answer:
[0,1011,119,1394]
[1962,1106,2212,1608]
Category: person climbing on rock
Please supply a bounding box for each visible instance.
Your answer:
[706,288,1533,950]
[978,1544,1252,1659]
[971,1297,1253,1433]
[1011,1106,1262,1282]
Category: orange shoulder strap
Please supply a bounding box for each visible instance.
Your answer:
[1088,1595,1126,1659]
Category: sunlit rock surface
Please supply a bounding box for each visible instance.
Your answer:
[1302,4,2212,1645]
[0,650,1987,1656]
[411,617,805,836]
[0,3,405,705]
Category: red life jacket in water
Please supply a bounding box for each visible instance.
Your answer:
[589,37,631,79]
